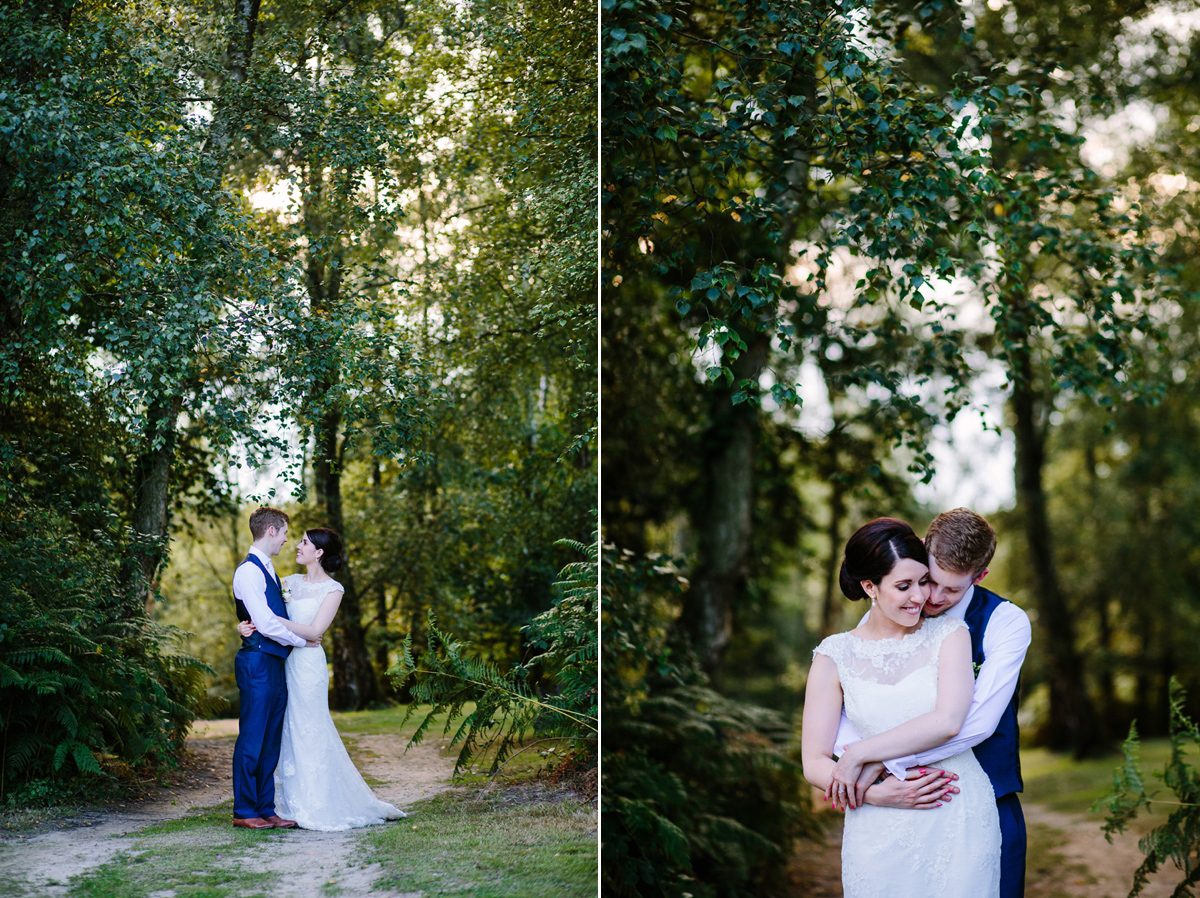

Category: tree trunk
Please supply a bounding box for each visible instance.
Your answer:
[306,245,384,710]
[683,332,769,675]
[1084,441,1118,732]
[130,392,183,614]
[1010,340,1105,756]
[313,405,385,710]
[820,455,846,639]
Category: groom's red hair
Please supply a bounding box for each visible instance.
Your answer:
[925,508,996,577]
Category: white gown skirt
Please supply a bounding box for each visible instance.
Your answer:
[274,643,405,831]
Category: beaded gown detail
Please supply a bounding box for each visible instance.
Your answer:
[814,615,1001,898]
[274,575,406,831]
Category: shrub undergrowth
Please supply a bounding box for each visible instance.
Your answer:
[0,501,208,805]
[601,543,820,898]
[387,536,598,777]
[1098,677,1200,897]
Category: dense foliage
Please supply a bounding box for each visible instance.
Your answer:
[389,538,598,776]
[2,0,595,801]
[0,503,207,804]
[602,0,1200,891]
[600,543,818,898]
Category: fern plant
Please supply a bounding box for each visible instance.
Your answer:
[0,501,208,804]
[1097,677,1200,897]
[387,537,598,776]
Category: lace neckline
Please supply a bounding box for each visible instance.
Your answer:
[848,617,929,644]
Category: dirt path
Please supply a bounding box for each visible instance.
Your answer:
[790,799,1182,897]
[1022,802,1178,898]
[0,720,456,897]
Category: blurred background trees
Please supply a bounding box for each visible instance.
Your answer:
[603,0,1200,894]
[1,0,594,804]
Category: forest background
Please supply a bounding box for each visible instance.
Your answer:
[602,0,1200,896]
[0,0,596,806]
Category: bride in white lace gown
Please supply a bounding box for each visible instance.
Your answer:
[802,518,1000,898]
[239,527,406,832]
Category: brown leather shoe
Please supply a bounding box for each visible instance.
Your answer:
[232,817,274,829]
[263,814,298,829]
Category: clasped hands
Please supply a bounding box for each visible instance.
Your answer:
[824,749,959,811]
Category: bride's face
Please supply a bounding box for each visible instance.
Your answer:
[864,558,931,629]
[295,533,322,566]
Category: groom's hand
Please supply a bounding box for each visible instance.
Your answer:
[863,767,959,810]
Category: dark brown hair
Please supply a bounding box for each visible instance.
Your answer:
[306,527,345,574]
[839,518,928,601]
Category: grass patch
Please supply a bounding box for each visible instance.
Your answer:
[362,784,597,897]
[1021,739,1176,833]
[332,703,469,741]
[65,806,282,898]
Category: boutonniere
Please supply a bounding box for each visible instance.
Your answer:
[281,583,292,603]
[972,662,983,679]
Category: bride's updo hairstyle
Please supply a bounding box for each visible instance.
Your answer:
[307,527,345,574]
[838,517,928,601]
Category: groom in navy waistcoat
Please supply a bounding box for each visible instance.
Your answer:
[841,508,1033,898]
[231,506,310,830]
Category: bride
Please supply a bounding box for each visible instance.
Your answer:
[802,517,1001,897]
[238,526,406,831]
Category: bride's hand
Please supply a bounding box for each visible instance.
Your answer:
[825,748,866,810]
[237,620,256,638]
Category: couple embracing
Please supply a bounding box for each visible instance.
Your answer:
[802,508,1032,898]
[230,506,406,831]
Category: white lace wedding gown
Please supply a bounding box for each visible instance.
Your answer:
[815,615,1001,897]
[274,574,406,831]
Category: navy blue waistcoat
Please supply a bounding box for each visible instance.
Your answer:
[235,554,292,659]
[964,585,1022,798]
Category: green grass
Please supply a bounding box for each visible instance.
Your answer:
[63,803,283,898]
[362,786,597,898]
[331,703,472,740]
[1022,738,1179,834]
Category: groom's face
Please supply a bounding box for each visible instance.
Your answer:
[266,523,289,556]
[924,557,980,616]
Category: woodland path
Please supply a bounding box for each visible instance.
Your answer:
[0,719,456,897]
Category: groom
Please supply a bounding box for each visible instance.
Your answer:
[231,506,310,830]
[838,507,1033,898]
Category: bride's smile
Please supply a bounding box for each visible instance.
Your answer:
[858,557,933,639]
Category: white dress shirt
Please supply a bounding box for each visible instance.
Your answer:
[232,546,307,649]
[832,584,1032,778]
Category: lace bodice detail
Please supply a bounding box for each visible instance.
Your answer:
[814,615,965,739]
[815,614,1000,897]
[282,574,342,626]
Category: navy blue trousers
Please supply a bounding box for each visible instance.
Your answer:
[998,792,1026,898]
[232,650,288,819]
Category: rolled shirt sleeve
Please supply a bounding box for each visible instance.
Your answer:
[233,555,307,649]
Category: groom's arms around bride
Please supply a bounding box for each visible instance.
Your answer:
[232,555,308,650]
[837,589,1031,809]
